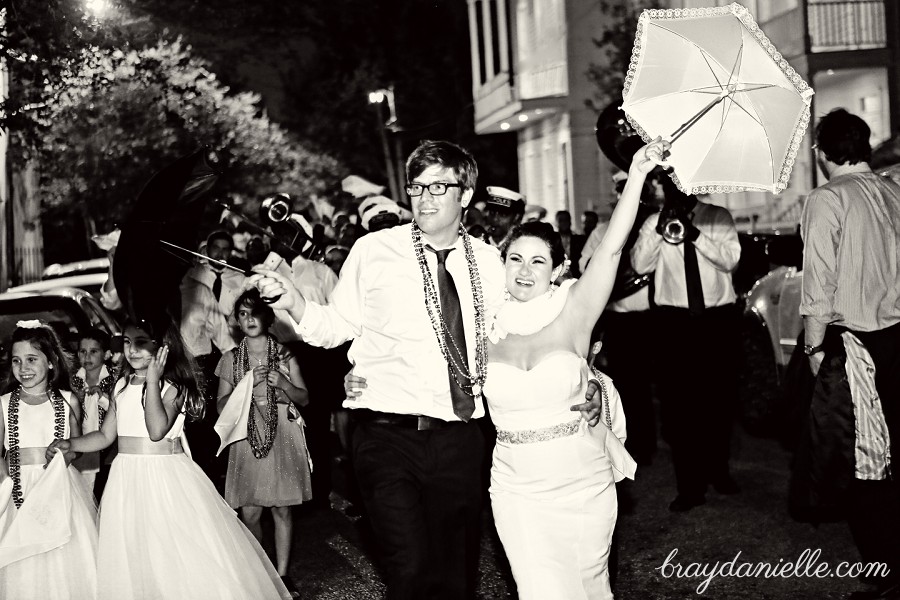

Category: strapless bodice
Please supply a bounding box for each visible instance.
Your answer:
[484,352,588,432]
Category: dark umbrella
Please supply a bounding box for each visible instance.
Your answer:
[113,148,219,337]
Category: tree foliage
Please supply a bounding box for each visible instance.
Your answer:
[121,0,518,197]
[586,0,660,112]
[2,0,110,154]
[35,38,344,262]
[7,0,517,264]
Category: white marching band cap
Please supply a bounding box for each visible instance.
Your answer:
[522,204,548,222]
[359,196,402,231]
[485,186,525,211]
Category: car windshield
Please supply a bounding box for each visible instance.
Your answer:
[0,297,92,356]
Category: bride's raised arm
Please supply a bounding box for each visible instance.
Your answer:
[567,138,669,323]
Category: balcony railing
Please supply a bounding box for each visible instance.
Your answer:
[808,0,886,52]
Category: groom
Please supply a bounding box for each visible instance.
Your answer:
[250,139,604,600]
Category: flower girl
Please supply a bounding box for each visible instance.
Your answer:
[49,316,291,600]
[0,320,98,600]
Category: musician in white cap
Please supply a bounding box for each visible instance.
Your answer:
[358,195,404,233]
[483,186,525,247]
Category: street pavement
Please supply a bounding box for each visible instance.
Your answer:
[276,426,867,600]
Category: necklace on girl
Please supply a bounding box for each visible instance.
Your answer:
[19,387,48,397]
[411,222,487,397]
[234,336,279,459]
[6,386,66,508]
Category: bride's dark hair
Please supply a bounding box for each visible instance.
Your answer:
[500,221,566,268]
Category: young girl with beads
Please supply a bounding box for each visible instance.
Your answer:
[0,320,98,600]
[48,316,291,600]
[215,288,311,593]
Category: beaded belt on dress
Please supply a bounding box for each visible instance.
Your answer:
[118,436,184,455]
[495,418,582,444]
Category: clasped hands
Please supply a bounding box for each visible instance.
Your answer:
[44,438,72,467]
[344,373,606,427]
[252,365,289,389]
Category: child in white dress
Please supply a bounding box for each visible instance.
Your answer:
[0,320,98,600]
[49,317,291,600]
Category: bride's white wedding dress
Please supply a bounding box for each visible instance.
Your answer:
[485,351,628,600]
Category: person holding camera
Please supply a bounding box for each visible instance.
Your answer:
[630,178,742,512]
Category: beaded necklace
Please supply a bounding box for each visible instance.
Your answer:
[411,222,487,397]
[233,335,279,459]
[72,367,117,427]
[6,387,66,508]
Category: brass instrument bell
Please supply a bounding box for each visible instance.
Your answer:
[660,215,686,245]
[260,193,292,225]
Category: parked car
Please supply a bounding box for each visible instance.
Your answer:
[738,232,804,437]
[42,258,110,280]
[0,287,122,374]
[6,258,111,298]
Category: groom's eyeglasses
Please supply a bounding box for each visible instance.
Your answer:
[406,182,462,197]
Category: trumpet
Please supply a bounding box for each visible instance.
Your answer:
[659,214,687,245]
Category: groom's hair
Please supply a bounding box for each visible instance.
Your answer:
[406,140,478,192]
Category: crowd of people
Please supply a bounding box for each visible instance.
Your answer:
[0,107,898,600]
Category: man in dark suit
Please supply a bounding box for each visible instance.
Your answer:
[555,210,585,277]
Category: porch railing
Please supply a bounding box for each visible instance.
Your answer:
[808,0,886,52]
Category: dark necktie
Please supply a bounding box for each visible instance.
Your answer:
[683,240,705,316]
[431,247,475,421]
[212,271,223,302]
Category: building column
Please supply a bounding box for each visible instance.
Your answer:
[481,0,495,81]
[467,0,481,95]
[496,0,510,74]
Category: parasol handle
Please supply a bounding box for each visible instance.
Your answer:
[665,87,736,155]
[159,240,248,275]
[159,240,285,304]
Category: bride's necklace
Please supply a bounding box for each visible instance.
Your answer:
[489,279,575,343]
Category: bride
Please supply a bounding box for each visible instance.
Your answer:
[482,138,665,599]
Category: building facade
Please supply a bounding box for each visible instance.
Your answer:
[468,0,618,224]
[469,0,900,231]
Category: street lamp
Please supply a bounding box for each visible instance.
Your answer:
[85,0,112,18]
[367,87,404,204]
